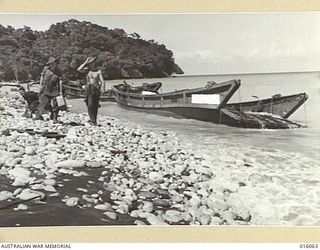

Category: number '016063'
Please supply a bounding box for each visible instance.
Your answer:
[300,244,319,248]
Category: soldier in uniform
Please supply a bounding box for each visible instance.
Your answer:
[35,56,62,123]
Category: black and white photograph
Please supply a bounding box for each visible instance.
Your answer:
[0,13,319,227]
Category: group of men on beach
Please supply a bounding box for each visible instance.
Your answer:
[19,56,105,125]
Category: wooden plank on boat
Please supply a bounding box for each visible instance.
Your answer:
[220,109,302,129]
[226,92,308,118]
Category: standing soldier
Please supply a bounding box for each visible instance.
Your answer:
[77,57,105,126]
[35,56,62,123]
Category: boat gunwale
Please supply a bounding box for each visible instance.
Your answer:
[227,92,308,106]
[112,79,241,98]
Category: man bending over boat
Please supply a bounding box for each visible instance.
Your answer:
[18,86,39,118]
[77,57,106,126]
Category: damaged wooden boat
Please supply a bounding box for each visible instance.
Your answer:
[226,92,308,118]
[62,81,115,102]
[112,79,303,129]
[114,81,162,93]
[62,80,162,102]
[218,109,301,129]
[113,79,239,122]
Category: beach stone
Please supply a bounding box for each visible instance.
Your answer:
[198,214,212,225]
[189,196,201,208]
[103,183,117,192]
[153,198,170,207]
[8,167,32,186]
[148,172,162,182]
[173,164,187,175]
[124,188,135,197]
[43,185,56,192]
[134,220,146,226]
[5,158,23,168]
[47,152,59,164]
[94,204,111,211]
[207,195,229,211]
[43,179,56,186]
[101,171,109,176]
[0,157,6,167]
[77,188,88,193]
[0,191,14,201]
[172,194,184,203]
[117,203,129,214]
[122,195,135,204]
[137,212,153,219]
[138,191,156,199]
[210,216,224,225]
[49,193,60,197]
[34,164,45,169]
[14,204,28,211]
[183,191,196,198]
[164,210,182,223]
[156,189,170,199]
[221,211,236,225]
[7,145,24,157]
[13,188,22,197]
[130,210,142,217]
[66,128,78,139]
[74,171,88,177]
[142,201,154,213]
[86,161,102,168]
[146,214,168,225]
[18,189,44,201]
[25,146,36,156]
[38,138,46,147]
[55,160,85,168]
[82,194,96,203]
[65,197,79,207]
[104,211,118,220]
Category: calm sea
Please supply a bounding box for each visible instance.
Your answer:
[74,71,320,225]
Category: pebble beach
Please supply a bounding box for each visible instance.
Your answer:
[0,85,319,227]
[0,86,256,227]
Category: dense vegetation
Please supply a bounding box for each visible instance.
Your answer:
[0,19,183,82]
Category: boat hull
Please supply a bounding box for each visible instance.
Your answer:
[113,79,241,110]
[226,92,308,118]
[116,103,301,129]
[112,80,302,129]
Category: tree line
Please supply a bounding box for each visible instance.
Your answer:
[0,19,183,82]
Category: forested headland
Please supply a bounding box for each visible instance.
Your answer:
[0,19,183,82]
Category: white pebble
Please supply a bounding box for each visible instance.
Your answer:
[65,197,79,207]
[104,211,118,220]
[14,204,28,211]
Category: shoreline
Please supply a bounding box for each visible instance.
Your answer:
[0,86,254,226]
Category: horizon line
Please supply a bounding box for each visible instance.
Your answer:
[176,69,320,77]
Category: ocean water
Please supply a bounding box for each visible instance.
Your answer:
[95,71,320,225]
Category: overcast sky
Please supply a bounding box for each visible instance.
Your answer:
[1,13,320,75]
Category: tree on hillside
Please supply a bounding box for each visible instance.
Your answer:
[0,19,183,82]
